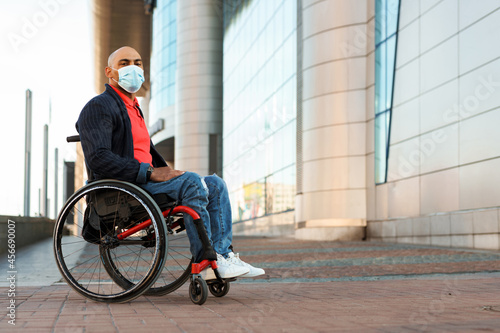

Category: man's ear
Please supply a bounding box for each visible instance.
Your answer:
[105,67,113,78]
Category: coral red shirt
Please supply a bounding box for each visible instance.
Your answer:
[110,85,152,165]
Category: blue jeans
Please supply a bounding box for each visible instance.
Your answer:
[140,172,233,262]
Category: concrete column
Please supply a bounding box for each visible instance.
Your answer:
[42,124,49,217]
[24,89,32,217]
[176,0,223,175]
[295,0,372,241]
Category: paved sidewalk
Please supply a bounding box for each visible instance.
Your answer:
[2,236,500,332]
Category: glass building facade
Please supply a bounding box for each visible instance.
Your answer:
[150,0,177,120]
[374,0,400,184]
[223,0,297,222]
[95,0,500,246]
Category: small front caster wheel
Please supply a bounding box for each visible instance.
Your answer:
[189,276,208,305]
[208,280,230,297]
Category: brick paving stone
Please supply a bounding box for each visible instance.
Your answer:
[2,237,500,332]
[22,320,56,327]
[79,327,112,333]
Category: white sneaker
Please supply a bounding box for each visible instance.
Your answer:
[199,253,249,280]
[227,252,265,278]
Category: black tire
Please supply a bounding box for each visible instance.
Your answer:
[53,180,167,303]
[208,280,230,297]
[101,214,192,296]
[189,276,208,305]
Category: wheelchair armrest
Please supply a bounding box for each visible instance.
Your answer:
[67,135,80,143]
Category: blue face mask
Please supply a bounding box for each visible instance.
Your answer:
[111,65,145,93]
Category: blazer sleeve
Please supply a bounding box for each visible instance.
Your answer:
[76,98,149,183]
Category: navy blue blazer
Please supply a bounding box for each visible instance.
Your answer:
[76,84,167,184]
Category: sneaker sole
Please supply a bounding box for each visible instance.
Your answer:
[238,271,265,278]
[200,268,249,280]
[219,268,249,279]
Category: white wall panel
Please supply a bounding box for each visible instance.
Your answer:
[420,36,458,93]
[375,183,388,220]
[390,98,420,144]
[420,0,441,14]
[420,168,459,214]
[472,209,499,234]
[387,137,421,180]
[300,189,367,220]
[419,79,458,133]
[388,176,420,218]
[302,125,348,161]
[396,20,419,67]
[348,123,367,155]
[459,158,500,210]
[459,9,500,74]
[302,90,366,130]
[458,59,500,120]
[459,0,500,29]
[419,124,458,174]
[451,212,473,234]
[460,110,500,165]
[393,59,419,106]
[420,0,458,53]
[302,0,368,38]
[399,0,420,29]
[303,25,368,67]
[302,157,349,192]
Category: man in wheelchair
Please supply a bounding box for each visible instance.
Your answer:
[76,46,264,280]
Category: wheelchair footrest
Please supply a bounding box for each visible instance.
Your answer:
[191,259,218,274]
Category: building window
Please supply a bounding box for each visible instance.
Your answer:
[151,0,177,114]
[374,0,400,184]
[223,0,297,222]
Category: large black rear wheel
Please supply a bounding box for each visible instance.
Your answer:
[53,180,167,303]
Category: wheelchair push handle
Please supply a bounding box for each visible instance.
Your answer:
[67,135,81,143]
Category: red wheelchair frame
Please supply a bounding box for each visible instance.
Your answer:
[117,204,224,305]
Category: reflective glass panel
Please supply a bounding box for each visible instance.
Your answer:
[375,42,387,115]
[151,0,177,114]
[223,0,297,222]
[375,0,399,184]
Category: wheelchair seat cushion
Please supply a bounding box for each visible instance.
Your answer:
[151,193,177,211]
[81,189,177,244]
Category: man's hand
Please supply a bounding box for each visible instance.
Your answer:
[150,166,185,182]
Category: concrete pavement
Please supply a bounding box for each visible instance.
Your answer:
[1,236,500,332]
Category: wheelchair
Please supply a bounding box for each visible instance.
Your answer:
[53,135,231,304]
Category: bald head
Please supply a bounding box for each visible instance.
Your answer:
[107,46,142,68]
